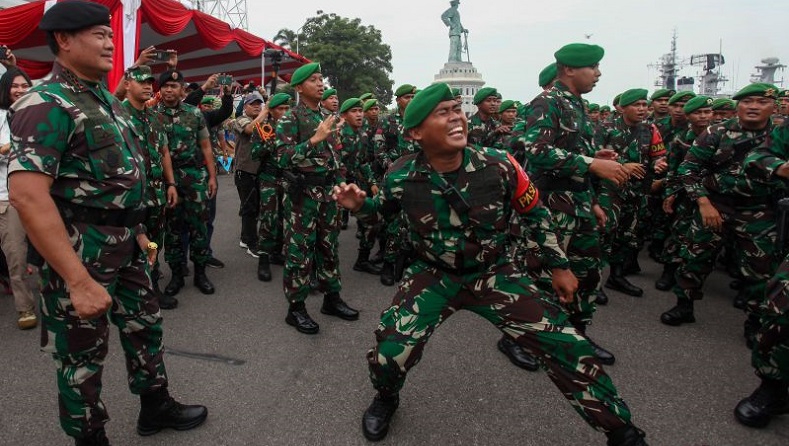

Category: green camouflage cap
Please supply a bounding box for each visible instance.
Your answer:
[538,63,557,88]
[711,98,736,111]
[394,84,416,97]
[340,97,363,114]
[600,105,611,112]
[268,93,292,108]
[125,65,154,83]
[668,90,697,105]
[780,90,789,98]
[451,87,461,97]
[359,92,375,101]
[683,95,714,114]
[619,88,648,107]
[650,88,676,100]
[403,83,455,129]
[587,103,600,112]
[554,43,604,68]
[473,87,497,105]
[321,88,337,101]
[362,99,379,112]
[498,100,516,113]
[201,96,216,106]
[290,62,321,86]
[613,93,622,106]
[732,82,780,100]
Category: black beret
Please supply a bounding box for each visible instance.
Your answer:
[40,0,111,32]
[159,70,185,86]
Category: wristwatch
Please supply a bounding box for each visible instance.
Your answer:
[147,242,158,251]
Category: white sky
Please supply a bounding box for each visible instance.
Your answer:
[247,0,789,106]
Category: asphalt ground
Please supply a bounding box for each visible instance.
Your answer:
[0,174,787,446]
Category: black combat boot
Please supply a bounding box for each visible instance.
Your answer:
[660,298,695,326]
[354,249,383,275]
[606,424,648,446]
[733,289,748,310]
[257,255,272,282]
[163,264,185,297]
[380,262,395,286]
[193,264,215,295]
[605,264,644,297]
[622,252,642,276]
[654,263,677,291]
[575,323,615,365]
[321,292,359,321]
[594,287,609,305]
[285,301,319,334]
[362,393,400,442]
[648,238,665,262]
[270,248,286,265]
[74,429,111,446]
[497,335,539,371]
[370,248,384,265]
[137,388,208,436]
[734,378,789,428]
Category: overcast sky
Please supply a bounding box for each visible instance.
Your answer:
[247,0,789,106]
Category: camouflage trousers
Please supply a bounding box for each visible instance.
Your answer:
[282,188,341,303]
[609,193,646,266]
[659,197,693,266]
[597,187,622,267]
[553,211,601,325]
[164,167,210,266]
[674,205,778,315]
[383,212,408,264]
[358,183,380,252]
[40,223,167,438]
[367,261,632,432]
[753,254,789,381]
[256,174,284,257]
[645,193,670,254]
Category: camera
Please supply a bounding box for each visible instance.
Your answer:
[218,75,233,86]
[153,49,175,62]
[0,45,8,61]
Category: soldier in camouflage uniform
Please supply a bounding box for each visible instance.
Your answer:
[660,84,781,349]
[491,99,519,154]
[121,65,178,309]
[249,92,290,282]
[646,88,674,125]
[711,97,737,125]
[276,63,359,334]
[467,87,504,148]
[362,99,386,263]
[735,121,789,428]
[321,88,339,114]
[656,96,713,292]
[513,43,630,366]
[377,84,418,286]
[334,82,648,446]
[155,70,218,297]
[8,2,206,444]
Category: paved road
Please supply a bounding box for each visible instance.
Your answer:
[0,174,787,445]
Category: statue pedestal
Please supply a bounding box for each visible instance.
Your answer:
[433,61,486,116]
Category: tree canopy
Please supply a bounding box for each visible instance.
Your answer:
[274,13,394,106]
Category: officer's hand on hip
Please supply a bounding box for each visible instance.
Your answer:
[69,276,112,320]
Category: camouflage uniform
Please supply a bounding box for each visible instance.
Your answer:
[339,124,378,251]
[660,128,698,267]
[250,121,284,259]
[276,102,344,303]
[154,100,211,268]
[649,116,689,259]
[9,62,167,438]
[466,112,500,148]
[357,147,634,433]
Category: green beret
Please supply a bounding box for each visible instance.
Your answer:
[650,88,676,100]
[732,82,780,100]
[683,96,713,114]
[600,105,611,112]
[711,98,736,111]
[403,83,455,130]
[473,87,498,105]
[125,65,154,83]
[499,100,516,113]
[395,84,416,97]
[587,103,600,112]
[200,96,216,106]
[339,98,363,114]
[668,91,697,105]
[538,63,557,88]
[451,88,461,97]
[359,93,374,101]
[159,70,184,86]
[321,88,337,101]
[40,0,111,32]
[619,88,648,107]
[362,99,378,112]
[554,43,604,68]
[780,90,789,99]
[290,62,321,87]
[268,93,292,109]
[612,94,622,106]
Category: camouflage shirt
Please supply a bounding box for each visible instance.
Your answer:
[249,119,280,180]
[154,100,209,169]
[679,118,774,202]
[467,112,500,148]
[355,146,568,272]
[338,124,376,186]
[362,119,385,178]
[744,120,789,190]
[599,116,666,197]
[122,100,167,207]
[664,128,698,197]
[513,80,597,219]
[376,110,418,170]
[9,62,146,210]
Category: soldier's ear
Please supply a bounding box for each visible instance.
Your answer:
[409,127,421,142]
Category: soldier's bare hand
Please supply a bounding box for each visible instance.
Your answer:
[592,204,607,230]
[207,177,218,199]
[332,182,366,212]
[135,46,156,66]
[776,161,789,179]
[166,49,178,69]
[166,186,178,208]
[623,163,646,179]
[312,115,338,144]
[370,184,380,196]
[551,268,578,304]
[663,195,676,214]
[699,200,723,231]
[203,74,219,90]
[589,159,628,186]
[69,276,112,320]
[1,47,17,68]
[495,125,511,134]
[651,179,664,193]
[654,158,668,174]
[594,148,619,161]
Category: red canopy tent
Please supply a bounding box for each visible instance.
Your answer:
[0,0,308,88]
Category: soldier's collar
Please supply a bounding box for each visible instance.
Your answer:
[53,62,102,94]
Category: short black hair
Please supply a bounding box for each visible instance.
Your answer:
[46,31,76,56]
[0,67,33,109]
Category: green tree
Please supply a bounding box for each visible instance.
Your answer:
[272,28,298,50]
[284,13,394,105]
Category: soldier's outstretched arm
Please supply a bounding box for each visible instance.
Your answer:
[9,172,112,319]
[745,123,789,182]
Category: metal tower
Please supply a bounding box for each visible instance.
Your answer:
[648,29,682,90]
[751,58,786,86]
[195,0,249,30]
